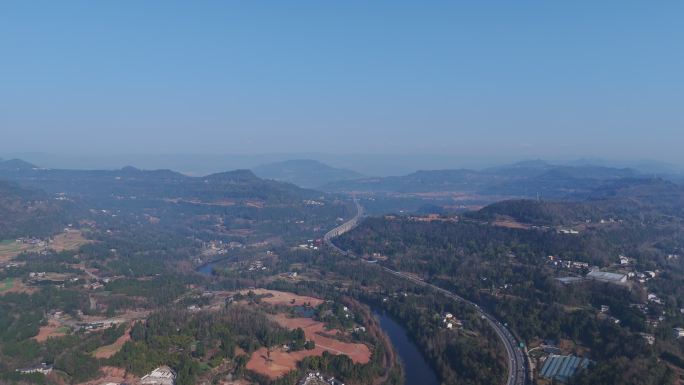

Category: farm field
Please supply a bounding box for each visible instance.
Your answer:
[0,278,14,293]
[0,240,30,263]
[0,230,91,262]
[246,313,370,379]
[0,278,34,295]
[34,320,70,342]
[239,288,324,308]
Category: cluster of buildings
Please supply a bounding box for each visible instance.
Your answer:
[303,199,325,206]
[298,239,321,251]
[442,312,463,330]
[201,240,235,257]
[15,237,47,246]
[297,371,344,385]
[247,260,266,272]
[77,318,122,332]
[141,366,176,385]
[547,255,590,270]
[550,250,666,291]
[549,253,661,285]
[596,305,622,325]
[16,363,53,375]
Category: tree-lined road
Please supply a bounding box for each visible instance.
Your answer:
[325,199,528,385]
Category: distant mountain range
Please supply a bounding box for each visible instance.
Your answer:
[0,163,323,205]
[321,160,650,199]
[253,159,364,188]
[1,158,680,207]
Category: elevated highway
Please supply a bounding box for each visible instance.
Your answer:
[324,197,364,246]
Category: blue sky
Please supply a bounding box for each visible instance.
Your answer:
[1,1,683,164]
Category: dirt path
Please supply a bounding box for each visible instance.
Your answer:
[92,326,131,359]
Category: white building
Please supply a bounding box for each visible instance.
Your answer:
[586,270,627,284]
[141,366,176,385]
[16,363,52,375]
[674,328,684,339]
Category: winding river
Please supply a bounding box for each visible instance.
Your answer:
[195,260,440,385]
[373,309,440,385]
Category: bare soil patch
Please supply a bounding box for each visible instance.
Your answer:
[76,365,139,385]
[492,219,531,230]
[92,326,131,358]
[50,230,91,251]
[246,314,370,379]
[241,289,324,307]
[34,319,69,342]
[0,278,33,295]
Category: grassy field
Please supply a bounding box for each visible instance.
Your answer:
[0,278,33,295]
[0,278,14,293]
[0,230,91,262]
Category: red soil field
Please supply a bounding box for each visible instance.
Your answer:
[76,366,139,385]
[34,320,67,342]
[241,289,324,308]
[246,314,370,379]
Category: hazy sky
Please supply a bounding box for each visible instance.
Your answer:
[1,1,683,163]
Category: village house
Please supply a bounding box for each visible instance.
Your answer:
[16,363,52,375]
[141,366,176,385]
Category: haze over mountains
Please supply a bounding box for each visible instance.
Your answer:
[320,160,667,199]
[4,153,682,178]
[2,157,681,201]
[0,162,320,205]
[253,159,364,189]
[2,157,683,217]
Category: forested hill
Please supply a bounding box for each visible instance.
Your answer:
[470,178,684,225]
[0,181,71,239]
[0,158,37,171]
[321,160,642,198]
[336,177,684,385]
[0,165,324,205]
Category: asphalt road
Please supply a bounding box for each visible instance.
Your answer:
[325,200,528,385]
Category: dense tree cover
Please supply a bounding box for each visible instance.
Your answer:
[105,276,187,306]
[0,181,75,240]
[337,212,684,384]
[473,178,684,225]
[112,306,306,381]
[111,303,392,385]
[263,261,506,385]
[0,316,127,384]
[569,356,673,385]
[0,289,87,345]
[366,291,506,385]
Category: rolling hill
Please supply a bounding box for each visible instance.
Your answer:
[322,160,641,199]
[0,181,71,239]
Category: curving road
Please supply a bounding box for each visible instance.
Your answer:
[325,199,527,385]
[324,196,364,245]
